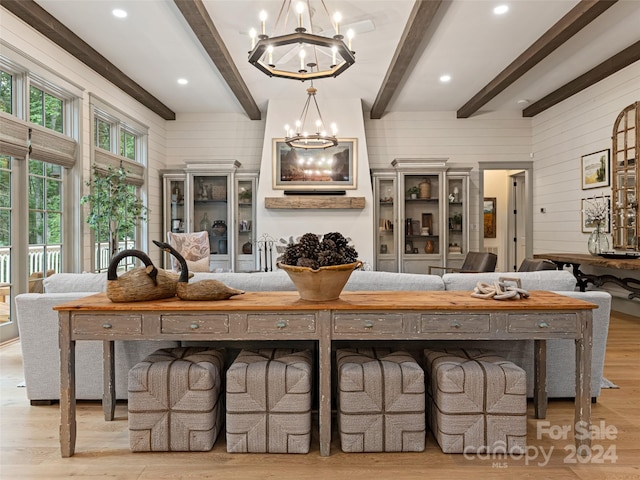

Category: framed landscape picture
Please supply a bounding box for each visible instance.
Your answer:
[272,138,357,190]
[581,149,610,190]
[483,197,496,238]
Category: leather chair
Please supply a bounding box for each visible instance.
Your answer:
[517,258,557,272]
[428,251,497,275]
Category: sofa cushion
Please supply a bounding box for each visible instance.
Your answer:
[43,272,108,293]
[442,270,577,292]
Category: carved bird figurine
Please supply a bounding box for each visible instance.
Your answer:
[153,240,244,301]
[106,249,181,302]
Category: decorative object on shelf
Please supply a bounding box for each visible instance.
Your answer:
[483,198,497,238]
[211,220,227,237]
[405,218,413,236]
[285,82,338,149]
[272,138,357,190]
[106,249,179,303]
[453,186,460,202]
[217,238,228,255]
[171,218,183,232]
[242,241,253,255]
[421,227,430,236]
[199,212,211,232]
[277,231,360,301]
[448,243,462,254]
[424,240,435,254]
[405,240,413,253]
[80,162,149,259]
[238,186,252,203]
[581,149,610,190]
[422,213,433,235]
[248,1,355,82]
[449,213,463,231]
[153,241,244,301]
[419,178,431,199]
[407,186,419,199]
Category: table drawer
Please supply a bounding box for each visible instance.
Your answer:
[246,314,316,334]
[333,314,404,334]
[160,314,229,334]
[421,314,490,333]
[73,314,142,335]
[507,314,577,333]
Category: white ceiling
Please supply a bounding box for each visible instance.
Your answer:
[32,0,640,118]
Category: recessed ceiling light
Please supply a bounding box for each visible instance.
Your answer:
[517,99,530,105]
[177,78,189,85]
[112,9,127,18]
[493,5,509,15]
[439,74,451,83]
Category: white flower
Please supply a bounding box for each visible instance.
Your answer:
[583,195,609,226]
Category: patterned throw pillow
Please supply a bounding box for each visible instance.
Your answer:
[167,231,211,272]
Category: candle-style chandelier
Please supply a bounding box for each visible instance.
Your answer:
[285,82,337,149]
[248,1,356,81]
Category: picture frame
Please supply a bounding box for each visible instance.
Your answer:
[483,197,496,238]
[272,138,357,190]
[581,196,611,233]
[581,149,610,190]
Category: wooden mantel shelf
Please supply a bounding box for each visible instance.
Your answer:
[265,196,366,209]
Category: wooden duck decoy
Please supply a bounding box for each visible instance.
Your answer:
[153,240,244,301]
[106,249,181,302]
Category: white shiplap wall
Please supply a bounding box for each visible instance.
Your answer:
[532,61,640,315]
[1,12,168,269]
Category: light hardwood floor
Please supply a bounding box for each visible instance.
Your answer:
[1,311,639,479]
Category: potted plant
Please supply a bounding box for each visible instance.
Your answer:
[238,186,252,203]
[406,186,420,199]
[80,162,149,258]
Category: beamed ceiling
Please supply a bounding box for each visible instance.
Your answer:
[2,0,639,121]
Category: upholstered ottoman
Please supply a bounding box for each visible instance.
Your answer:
[128,347,224,452]
[337,348,426,452]
[424,349,527,454]
[226,349,313,453]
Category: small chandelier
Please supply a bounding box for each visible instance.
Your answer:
[248,1,355,81]
[285,82,337,150]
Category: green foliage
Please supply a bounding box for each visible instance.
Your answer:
[0,71,12,114]
[80,163,149,254]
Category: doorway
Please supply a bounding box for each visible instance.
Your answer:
[479,162,533,272]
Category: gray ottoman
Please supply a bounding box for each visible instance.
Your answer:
[128,347,224,452]
[226,349,313,453]
[424,349,527,454]
[337,348,426,452]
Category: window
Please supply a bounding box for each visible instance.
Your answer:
[30,85,63,133]
[0,70,12,114]
[28,159,63,277]
[0,156,11,327]
[89,95,148,272]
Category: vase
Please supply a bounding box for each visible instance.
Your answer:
[424,240,434,254]
[587,225,609,256]
[199,212,211,232]
[419,179,431,199]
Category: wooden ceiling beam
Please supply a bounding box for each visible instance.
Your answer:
[523,41,640,117]
[173,0,261,121]
[1,0,176,121]
[370,0,444,120]
[456,0,618,119]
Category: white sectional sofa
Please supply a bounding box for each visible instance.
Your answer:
[14,269,610,403]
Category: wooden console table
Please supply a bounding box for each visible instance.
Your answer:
[55,290,595,457]
[535,253,640,300]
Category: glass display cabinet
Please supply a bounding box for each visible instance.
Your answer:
[445,170,470,268]
[162,161,244,271]
[612,102,639,250]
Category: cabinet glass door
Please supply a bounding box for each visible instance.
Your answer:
[235,176,256,272]
[375,175,397,272]
[402,174,440,273]
[446,175,468,262]
[191,174,230,271]
[168,179,186,234]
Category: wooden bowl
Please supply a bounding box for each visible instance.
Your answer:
[277,261,363,301]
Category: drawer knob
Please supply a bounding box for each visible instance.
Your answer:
[102,323,112,329]
[276,320,287,329]
[190,323,200,330]
[363,320,375,329]
[537,321,549,328]
[451,321,461,329]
